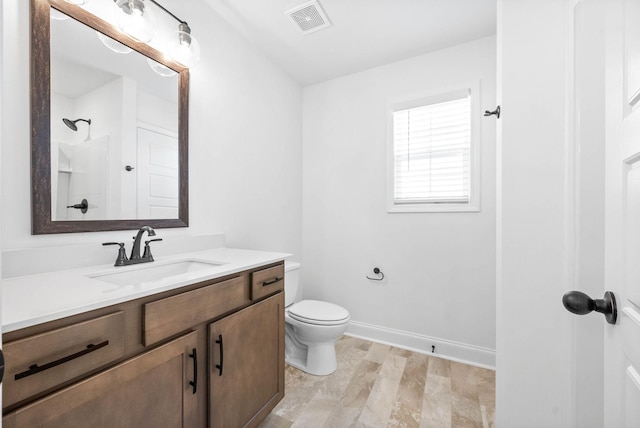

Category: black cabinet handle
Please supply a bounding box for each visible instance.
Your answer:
[189,348,197,394]
[0,349,4,385]
[262,277,282,287]
[215,335,223,376]
[15,340,109,380]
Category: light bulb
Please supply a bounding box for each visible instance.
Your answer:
[96,31,133,54]
[114,0,157,43]
[168,22,201,68]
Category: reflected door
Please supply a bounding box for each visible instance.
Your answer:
[136,127,179,219]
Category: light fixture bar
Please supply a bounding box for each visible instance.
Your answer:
[148,0,185,25]
[113,0,200,68]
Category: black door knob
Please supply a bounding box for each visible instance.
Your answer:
[562,290,617,324]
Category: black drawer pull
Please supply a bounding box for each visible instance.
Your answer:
[262,277,282,287]
[15,340,109,381]
[189,348,197,394]
[215,335,223,376]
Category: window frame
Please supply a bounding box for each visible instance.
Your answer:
[386,82,481,213]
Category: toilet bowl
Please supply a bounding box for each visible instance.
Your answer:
[284,262,350,376]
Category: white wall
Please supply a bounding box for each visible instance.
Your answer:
[1,0,302,261]
[302,36,497,367]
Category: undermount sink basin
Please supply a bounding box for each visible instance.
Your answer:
[88,259,224,286]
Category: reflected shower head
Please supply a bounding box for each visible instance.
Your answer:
[62,118,91,131]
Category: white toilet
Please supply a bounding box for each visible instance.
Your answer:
[284,261,350,376]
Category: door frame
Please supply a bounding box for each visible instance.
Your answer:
[496,0,605,426]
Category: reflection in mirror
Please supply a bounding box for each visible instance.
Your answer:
[31,0,189,234]
[50,11,179,221]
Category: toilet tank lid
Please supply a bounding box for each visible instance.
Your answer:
[285,260,301,272]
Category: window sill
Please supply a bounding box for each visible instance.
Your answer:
[387,202,480,213]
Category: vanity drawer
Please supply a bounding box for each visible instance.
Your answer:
[143,276,245,346]
[251,264,284,301]
[3,311,125,408]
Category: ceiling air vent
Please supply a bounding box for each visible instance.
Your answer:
[285,0,332,35]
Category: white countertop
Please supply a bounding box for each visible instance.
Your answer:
[2,247,290,333]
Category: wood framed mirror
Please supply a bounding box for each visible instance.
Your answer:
[31,0,189,234]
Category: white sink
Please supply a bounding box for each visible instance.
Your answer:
[88,259,224,286]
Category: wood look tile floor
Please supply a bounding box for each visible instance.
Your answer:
[259,335,495,428]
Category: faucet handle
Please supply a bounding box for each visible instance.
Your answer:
[143,238,163,261]
[102,242,128,266]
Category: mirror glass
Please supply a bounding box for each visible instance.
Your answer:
[50,13,179,221]
[31,0,189,234]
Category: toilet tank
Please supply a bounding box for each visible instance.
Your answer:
[284,261,301,307]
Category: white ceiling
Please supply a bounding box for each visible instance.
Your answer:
[204,0,497,86]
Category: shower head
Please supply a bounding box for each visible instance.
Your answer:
[62,118,91,131]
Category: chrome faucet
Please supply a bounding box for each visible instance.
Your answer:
[131,226,156,261]
[102,226,162,266]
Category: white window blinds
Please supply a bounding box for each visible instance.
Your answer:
[392,91,471,204]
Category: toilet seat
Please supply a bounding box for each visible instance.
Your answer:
[288,300,350,326]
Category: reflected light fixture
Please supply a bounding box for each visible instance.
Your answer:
[96,31,133,54]
[114,0,157,43]
[146,58,177,77]
[50,8,71,20]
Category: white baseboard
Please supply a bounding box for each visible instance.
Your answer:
[345,320,495,370]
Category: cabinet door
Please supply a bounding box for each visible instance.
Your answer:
[209,293,284,428]
[3,331,198,428]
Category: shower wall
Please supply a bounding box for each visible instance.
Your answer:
[51,78,124,220]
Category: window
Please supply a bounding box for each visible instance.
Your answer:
[387,87,479,212]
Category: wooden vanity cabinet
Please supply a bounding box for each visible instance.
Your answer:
[208,293,285,428]
[3,331,198,428]
[2,311,126,408]
[2,261,285,428]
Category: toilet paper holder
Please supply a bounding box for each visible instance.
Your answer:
[366,267,384,281]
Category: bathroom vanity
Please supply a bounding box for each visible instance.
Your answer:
[1,248,287,427]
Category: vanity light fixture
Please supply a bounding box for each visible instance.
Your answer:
[168,21,201,68]
[113,0,201,68]
[114,0,157,43]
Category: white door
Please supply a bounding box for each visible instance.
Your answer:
[603,0,640,424]
[136,127,179,219]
